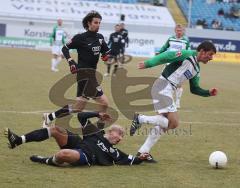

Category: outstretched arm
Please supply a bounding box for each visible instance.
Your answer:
[110,148,149,165]
[139,50,197,69]
[77,112,111,127]
[189,75,218,97]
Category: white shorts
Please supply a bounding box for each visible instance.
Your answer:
[151,76,177,114]
[52,45,63,56]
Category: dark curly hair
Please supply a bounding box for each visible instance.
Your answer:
[197,41,216,53]
[82,11,102,30]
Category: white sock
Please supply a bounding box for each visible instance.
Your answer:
[138,114,168,129]
[51,112,56,120]
[46,127,51,137]
[51,58,58,69]
[138,126,163,153]
[21,135,26,143]
[57,56,62,63]
[55,57,62,67]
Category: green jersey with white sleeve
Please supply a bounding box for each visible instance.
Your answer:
[50,25,66,46]
[159,35,190,53]
[144,50,210,97]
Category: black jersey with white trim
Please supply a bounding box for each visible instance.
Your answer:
[65,31,110,69]
[83,131,142,166]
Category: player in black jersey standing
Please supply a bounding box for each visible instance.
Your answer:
[119,23,129,66]
[43,11,110,128]
[104,24,123,77]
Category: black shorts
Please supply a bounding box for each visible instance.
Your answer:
[76,69,103,99]
[61,130,92,165]
[77,69,103,99]
[60,130,82,149]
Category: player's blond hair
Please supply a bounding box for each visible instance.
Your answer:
[175,24,184,29]
[108,124,125,136]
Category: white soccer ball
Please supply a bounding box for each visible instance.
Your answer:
[209,151,228,169]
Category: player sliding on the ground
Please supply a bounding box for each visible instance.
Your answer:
[5,111,149,167]
[130,41,218,162]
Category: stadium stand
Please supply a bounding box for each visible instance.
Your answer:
[176,0,240,31]
[83,0,167,6]
[83,0,137,3]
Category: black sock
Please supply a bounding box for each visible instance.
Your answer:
[113,64,118,74]
[46,156,59,166]
[25,128,50,143]
[107,64,111,74]
[49,105,70,120]
[15,136,23,146]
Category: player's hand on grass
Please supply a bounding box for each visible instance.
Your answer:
[209,88,218,96]
[137,152,150,160]
[68,59,78,74]
[138,62,146,69]
[98,112,112,122]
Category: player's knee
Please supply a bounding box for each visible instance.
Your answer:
[57,150,71,161]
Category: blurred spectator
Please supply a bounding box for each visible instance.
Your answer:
[229,4,240,18]
[152,0,166,6]
[196,18,208,28]
[211,19,223,30]
[206,0,216,4]
[218,8,225,16]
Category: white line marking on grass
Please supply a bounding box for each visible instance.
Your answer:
[0,110,52,114]
[0,110,239,126]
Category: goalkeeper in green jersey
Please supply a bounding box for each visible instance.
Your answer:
[50,19,66,72]
[157,24,190,108]
[130,41,218,162]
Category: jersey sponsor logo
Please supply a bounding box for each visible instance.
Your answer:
[113,37,120,42]
[109,147,119,157]
[97,140,109,152]
[92,46,101,52]
[183,70,193,79]
[176,51,182,57]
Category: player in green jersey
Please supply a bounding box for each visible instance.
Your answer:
[130,41,218,162]
[50,19,66,72]
[157,24,190,108]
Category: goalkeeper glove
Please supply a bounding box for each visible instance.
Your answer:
[101,54,109,62]
[68,59,78,74]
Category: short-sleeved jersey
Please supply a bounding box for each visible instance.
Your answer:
[144,50,210,97]
[50,25,66,46]
[65,31,110,69]
[159,35,190,53]
[108,32,123,55]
